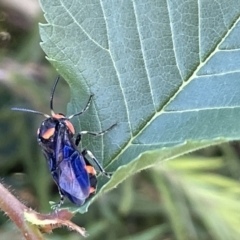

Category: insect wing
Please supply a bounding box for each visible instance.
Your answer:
[58,144,91,205]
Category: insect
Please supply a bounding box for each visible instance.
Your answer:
[12,76,116,209]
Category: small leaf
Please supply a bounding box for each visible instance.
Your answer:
[39,0,240,211]
[24,209,88,237]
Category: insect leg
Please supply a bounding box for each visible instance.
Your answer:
[75,133,81,146]
[80,123,117,137]
[82,149,112,178]
[75,123,117,146]
[51,189,65,211]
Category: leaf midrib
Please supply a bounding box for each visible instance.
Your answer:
[107,12,240,167]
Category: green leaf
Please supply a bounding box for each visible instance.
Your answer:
[39,0,240,211]
[152,157,240,240]
[118,224,169,240]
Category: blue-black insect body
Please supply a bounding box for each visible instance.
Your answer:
[12,76,116,209]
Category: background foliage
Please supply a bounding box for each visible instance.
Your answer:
[0,0,240,239]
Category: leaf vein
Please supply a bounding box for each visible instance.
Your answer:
[132,0,156,111]
[59,0,107,51]
[164,105,240,113]
[99,0,133,136]
[166,0,183,81]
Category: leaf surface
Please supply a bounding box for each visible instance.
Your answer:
[39,0,240,211]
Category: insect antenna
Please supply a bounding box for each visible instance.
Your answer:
[68,94,94,119]
[50,75,60,116]
[11,107,50,118]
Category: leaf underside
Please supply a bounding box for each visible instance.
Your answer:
[39,0,240,212]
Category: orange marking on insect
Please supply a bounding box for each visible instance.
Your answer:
[65,120,75,134]
[85,165,97,175]
[42,127,55,139]
[89,187,96,194]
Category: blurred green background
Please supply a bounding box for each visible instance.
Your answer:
[1,1,240,240]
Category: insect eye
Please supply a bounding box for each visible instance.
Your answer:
[41,127,55,139]
[65,120,75,134]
